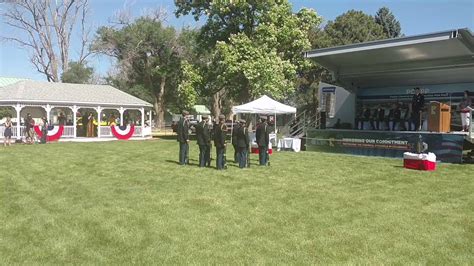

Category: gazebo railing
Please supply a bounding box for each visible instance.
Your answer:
[0,125,148,139]
[63,126,75,137]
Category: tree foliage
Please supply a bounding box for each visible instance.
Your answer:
[175,60,201,110]
[94,17,189,126]
[61,61,94,84]
[323,10,387,46]
[375,7,402,38]
[176,0,321,111]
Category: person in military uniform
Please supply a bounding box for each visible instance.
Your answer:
[214,114,227,170]
[255,115,270,166]
[196,115,211,167]
[231,120,240,163]
[177,110,190,165]
[236,119,250,168]
[411,87,425,131]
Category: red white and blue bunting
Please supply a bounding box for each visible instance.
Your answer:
[34,125,64,141]
[111,124,135,140]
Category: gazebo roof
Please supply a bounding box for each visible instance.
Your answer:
[0,77,28,87]
[0,80,152,107]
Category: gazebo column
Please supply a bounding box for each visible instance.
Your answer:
[119,107,125,126]
[148,110,152,127]
[141,107,145,137]
[97,106,102,138]
[14,103,23,140]
[44,104,52,122]
[72,105,78,138]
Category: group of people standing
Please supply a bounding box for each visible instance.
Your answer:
[176,111,271,170]
[356,87,426,131]
[355,88,472,132]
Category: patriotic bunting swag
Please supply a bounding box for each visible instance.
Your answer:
[34,125,64,141]
[111,124,135,140]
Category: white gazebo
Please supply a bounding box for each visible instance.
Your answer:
[0,79,153,140]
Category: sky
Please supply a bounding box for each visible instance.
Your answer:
[1,0,473,81]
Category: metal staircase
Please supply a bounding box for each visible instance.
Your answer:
[288,110,321,139]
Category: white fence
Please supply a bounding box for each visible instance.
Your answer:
[0,125,149,139]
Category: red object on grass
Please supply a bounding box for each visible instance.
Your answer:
[403,159,436,171]
[403,152,436,171]
[251,147,273,154]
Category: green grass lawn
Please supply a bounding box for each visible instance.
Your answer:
[1,139,473,264]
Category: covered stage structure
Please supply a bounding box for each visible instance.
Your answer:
[304,28,474,163]
[0,79,153,141]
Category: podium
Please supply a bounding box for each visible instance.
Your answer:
[428,101,451,132]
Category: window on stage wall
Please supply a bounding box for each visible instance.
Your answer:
[321,87,336,118]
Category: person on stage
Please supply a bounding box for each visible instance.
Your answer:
[411,87,425,131]
[256,115,270,166]
[214,114,227,170]
[177,110,190,165]
[354,106,364,130]
[195,115,211,167]
[374,105,385,130]
[460,90,472,132]
[362,106,372,130]
[236,119,250,169]
[388,103,401,131]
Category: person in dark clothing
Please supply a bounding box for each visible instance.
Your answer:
[58,112,66,126]
[231,121,241,163]
[374,105,385,130]
[362,106,372,130]
[354,107,364,130]
[24,113,34,144]
[81,114,88,137]
[236,119,250,168]
[40,116,48,144]
[256,115,270,166]
[388,103,401,131]
[411,87,425,131]
[214,114,227,170]
[177,110,190,165]
[401,104,410,131]
[195,115,211,167]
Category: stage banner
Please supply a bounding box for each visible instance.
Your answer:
[306,129,464,163]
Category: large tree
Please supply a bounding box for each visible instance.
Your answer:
[93,17,199,128]
[1,0,92,82]
[323,10,387,46]
[175,0,320,115]
[375,7,402,38]
[61,61,93,84]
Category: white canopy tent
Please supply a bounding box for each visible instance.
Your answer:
[232,95,296,114]
[231,95,297,144]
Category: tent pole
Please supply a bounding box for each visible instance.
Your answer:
[231,116,234,143]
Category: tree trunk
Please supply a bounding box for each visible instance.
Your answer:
[154,76,166,130]
[211,90,222,118]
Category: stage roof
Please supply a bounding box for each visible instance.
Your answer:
[304,28,474,90]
